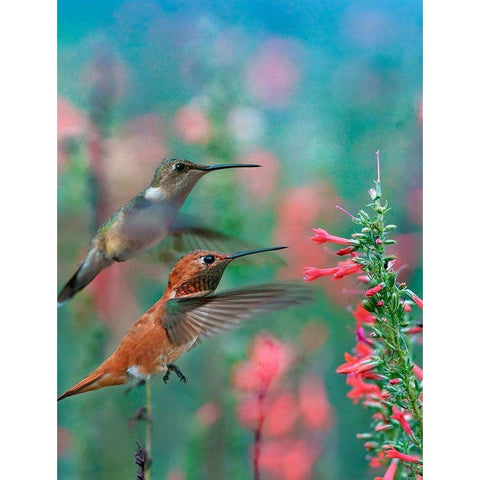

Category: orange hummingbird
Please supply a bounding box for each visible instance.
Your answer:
[58,247,310,401]
[58,158,259,305]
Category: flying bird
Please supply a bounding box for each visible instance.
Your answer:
[58,158,259,305]
[58,246,310,400]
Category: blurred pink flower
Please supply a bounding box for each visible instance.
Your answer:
[263,392,299,437]
[174,105,212,144]
[274,184,351,309]
[237,150,280,201]
[57,96,88,172]
[165,470,185,480]
[103,114,169,205]
[407,188,423,226]
[388,233,422,281]
[258,438,319,480]
[89,261,140,336]
[58,96,88,140]
[57,425,71,458]
[246,38,300,107]
[236,392,298,437]
[227,106,265,142]
[196,402,222,428]
[299,374,333,430]
[232,335,294,392]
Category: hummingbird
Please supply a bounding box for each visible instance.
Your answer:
[58,158,260,305]
[58,246,311,401]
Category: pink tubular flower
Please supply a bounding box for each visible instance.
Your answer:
[375,459,398,480]
[411,293,423,310]
[346,374,383,404]
[333,259,363,280]
[390,406,413,436]
[384,446,421,464]
[412,365,423,381]
[336,351,376,375]
[352,303,376,326]
[303,266,339,282]
[406,290,423,309]
[310,227,353,246]
[365,284,384,297]
[336,246,356,256]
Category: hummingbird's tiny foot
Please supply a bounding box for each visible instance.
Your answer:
[166,364,188,383]
[163,371,170,384]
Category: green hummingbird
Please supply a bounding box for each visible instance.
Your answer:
[58,158,259,305]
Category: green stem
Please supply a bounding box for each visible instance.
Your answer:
[145,379,152,480]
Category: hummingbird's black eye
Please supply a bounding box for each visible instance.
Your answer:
[203,255,215,265]
[174,162,186,172]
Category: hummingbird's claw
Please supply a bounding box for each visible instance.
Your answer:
[163,364,187,384]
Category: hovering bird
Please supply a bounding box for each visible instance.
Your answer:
[58,158,259,305]
[58,247,310,401]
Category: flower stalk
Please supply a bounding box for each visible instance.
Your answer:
[304,152,423,478]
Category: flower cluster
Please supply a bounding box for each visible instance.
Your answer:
[232,334,333,480]
[304,153,423,479]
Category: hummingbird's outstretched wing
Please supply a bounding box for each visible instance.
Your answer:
[150,214,285,266]
[162,283,312,347]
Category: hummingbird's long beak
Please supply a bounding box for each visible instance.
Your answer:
[226,246,287,260]
[200,163,261,172]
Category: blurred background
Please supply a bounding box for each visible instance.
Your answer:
[57,1,422,479]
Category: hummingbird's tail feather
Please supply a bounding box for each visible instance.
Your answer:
[57,365,127,401]
[58,248,114,306]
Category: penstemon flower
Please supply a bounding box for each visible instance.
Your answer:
[304,152,423,479]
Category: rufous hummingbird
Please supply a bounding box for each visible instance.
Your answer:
[58,158,259,305]
[58,247,310,400]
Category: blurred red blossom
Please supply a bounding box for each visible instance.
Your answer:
[299,375,333,430]
[174,105,212,144]
[57,96,88,172]
[232,334,332,480]
[232,335,294,392]
[258,438,320,480]
[274,183,346,298]
[57,425,71,458]
[165,470,186,480]
[407,188,423,225]
[237,149,281,201]
[246,38,300,107]
[388,233,422,281]
[103,114,169,205]
[262,393,299,437]
[196,402,222,428]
